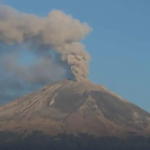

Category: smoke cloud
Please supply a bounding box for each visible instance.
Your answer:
[0,4,91,104]
[0,4,91,80]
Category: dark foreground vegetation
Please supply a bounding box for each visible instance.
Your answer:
[0,131,150,150]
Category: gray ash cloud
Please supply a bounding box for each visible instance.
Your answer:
[0,4,91,103]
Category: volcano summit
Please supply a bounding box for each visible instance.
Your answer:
[0,79,150,150]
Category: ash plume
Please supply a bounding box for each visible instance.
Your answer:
[0,4,91,104]
[0,4,92,81]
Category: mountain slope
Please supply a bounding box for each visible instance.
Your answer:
[0,78,150,137]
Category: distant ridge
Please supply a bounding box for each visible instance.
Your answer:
[0,79,150,149]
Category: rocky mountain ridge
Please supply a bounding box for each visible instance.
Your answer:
[0,79,150,137]
[0,79,150,150]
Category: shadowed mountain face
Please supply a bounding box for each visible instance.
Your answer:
[0,79,150,149]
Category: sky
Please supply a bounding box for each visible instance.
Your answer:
[1,0,150,112]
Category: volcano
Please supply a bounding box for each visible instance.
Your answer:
[0,79,150,150]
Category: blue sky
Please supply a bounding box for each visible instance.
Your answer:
[3,0,150,112]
